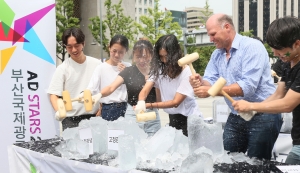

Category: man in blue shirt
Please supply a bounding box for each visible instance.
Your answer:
[189,13,282,160]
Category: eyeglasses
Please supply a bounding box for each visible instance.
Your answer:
[65,43,82,50]
[110,49,126,56]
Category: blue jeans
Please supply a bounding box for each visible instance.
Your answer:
[286,145,300,164]
[125,104,161,136]
[101,102,127,121]
[223,113,282,160]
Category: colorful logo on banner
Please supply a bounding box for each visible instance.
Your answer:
[0,0,55,74]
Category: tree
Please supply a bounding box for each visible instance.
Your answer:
[135,0,182,44]
[88,0,137,55]
[56,0,80,62]
[240,30,254,37]
[198,0,213,26]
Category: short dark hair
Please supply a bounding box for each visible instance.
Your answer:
[109,34,129,51]
[62,27,85,45]
[150,34,182,79]
[266,16,300,49]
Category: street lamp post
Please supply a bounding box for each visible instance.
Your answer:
[99,0,103,62]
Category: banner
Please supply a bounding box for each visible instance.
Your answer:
[0,0,57,172]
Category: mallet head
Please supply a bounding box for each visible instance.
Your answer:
[178,52,199,66]
[207,77,227,97]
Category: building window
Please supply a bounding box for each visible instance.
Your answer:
[283,0,286,16]
[298,0,300,18]
[139,8,142,14]
[276,0,279,19]
[291,0,294,17]
[263,0,270,41]
[144,9,147,14]
[144,0,147,5]
[238,0,244,33]
[249,0,258,36]
[149,0,152,5]
[139,0,142,5]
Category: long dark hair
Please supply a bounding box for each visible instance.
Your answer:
[150,34,183,79]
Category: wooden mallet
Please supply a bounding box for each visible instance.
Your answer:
[136,111,156,122]
[207,77,234,102]
[178,52,199,75]
[207,77,256,121]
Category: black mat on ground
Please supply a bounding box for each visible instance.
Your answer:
[14,138,287,173]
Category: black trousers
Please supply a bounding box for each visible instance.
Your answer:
[169,113,188,136]
[62,114,96,131]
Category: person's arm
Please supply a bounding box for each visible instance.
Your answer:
[146,92,187,109]
[49,94,59,111]
[262,82,286,102]
[252,89,300,113]
[139,81,154,101]
[222,83,244,97]
[233,86,299,114]
[101,76,124,97]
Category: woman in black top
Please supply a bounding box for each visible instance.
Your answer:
[100,39,161,136]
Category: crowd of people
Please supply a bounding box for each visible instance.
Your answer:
[48,14,300,164]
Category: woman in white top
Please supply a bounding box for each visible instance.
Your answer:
[87,35,131,121]
[135,34,202,136]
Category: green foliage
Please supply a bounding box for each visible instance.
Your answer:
[185,36,215,75]
[56,0,80,62]
[88,0,137,56]
[134,0,182,44]
[239,30,254,37]
[198,0,213,25]
[194,46,215,75]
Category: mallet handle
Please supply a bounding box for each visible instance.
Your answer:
[188,64,196,75]
[71,98,82,102]
[221,90,235,103]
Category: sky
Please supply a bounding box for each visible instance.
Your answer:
[159,0,232,15]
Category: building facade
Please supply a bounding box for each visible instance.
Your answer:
[135,0,155,23]
[232,0,299,41]
[185,7,213,32]
[170,10,187,28]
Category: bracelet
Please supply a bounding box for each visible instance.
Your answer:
[150,103,153,109]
